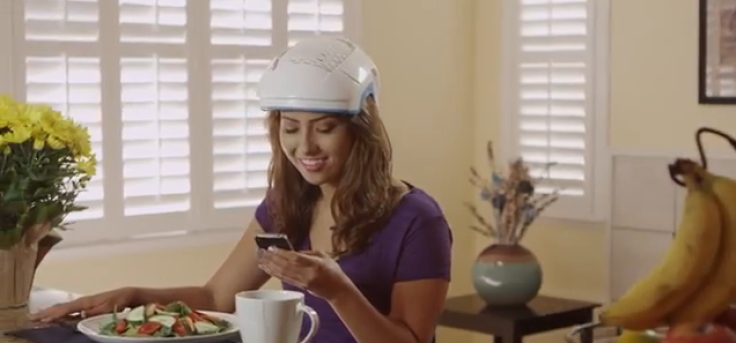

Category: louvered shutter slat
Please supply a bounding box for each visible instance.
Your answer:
[22,0,106,223]
[513,0,593,211]
[210,0,273,46]
[211,57,271,209]
[120,57,190,216]
[119,0,186,43]
[208,1,275,210]
[288,0,344,45]
[119,0,191,218]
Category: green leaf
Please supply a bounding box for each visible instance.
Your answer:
[67,204,87,212]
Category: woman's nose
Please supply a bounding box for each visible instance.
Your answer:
[298,131,319,154]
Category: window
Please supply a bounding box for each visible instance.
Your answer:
[0,0,360,248]
[500,0,609,221]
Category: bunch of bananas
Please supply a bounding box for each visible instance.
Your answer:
[599,158,736,337]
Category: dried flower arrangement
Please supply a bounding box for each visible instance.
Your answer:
[466,141,562,245]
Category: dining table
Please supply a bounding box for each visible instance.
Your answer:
[2,287,80,343]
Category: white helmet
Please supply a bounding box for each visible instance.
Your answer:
[257,37,378,115]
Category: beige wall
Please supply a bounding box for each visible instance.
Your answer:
[610,0,736,155]
[34,0,728,342]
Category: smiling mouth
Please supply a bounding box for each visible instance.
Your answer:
[299,157,328,171]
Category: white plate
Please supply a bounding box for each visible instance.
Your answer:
[76,311,240,343]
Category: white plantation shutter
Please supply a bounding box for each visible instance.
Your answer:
[19,0,107,231]
[4,0,360,247]
[503,0,601,219]
[119,0,190,224]
[287,0,345,45]
[209,0,273,213]
[210,58,272,210]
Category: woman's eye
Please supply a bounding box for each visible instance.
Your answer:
[283,127,298,134]
[316,125,336,133]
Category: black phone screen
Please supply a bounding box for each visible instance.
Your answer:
[255,233,294,251]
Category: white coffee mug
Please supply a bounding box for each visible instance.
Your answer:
[235,290,320,343]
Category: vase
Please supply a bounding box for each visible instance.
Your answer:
[471,243,543,306]
[0,224,57,333]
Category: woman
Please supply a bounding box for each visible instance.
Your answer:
[33,37,453,343]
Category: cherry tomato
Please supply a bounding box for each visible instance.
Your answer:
[137,321,162,336]
[114,319,127,334]
[172,319,188,336]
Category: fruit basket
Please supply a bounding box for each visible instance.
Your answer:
[565,322,665,343]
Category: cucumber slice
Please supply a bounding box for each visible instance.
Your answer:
[156,310,180,317]
[126,306,146,323]
[194,321,220,334]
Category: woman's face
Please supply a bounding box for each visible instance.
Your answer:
[279,111,354,186]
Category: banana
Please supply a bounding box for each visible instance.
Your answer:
[599,161,722,330]
[668,161,736,331]
[615,330,660,343]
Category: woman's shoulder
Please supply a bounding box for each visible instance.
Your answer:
[374,183,453,282]
[377,182,451,241]
[391,182,446,221]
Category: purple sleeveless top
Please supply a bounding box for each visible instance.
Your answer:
[255,184,453,343]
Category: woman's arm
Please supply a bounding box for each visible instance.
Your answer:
[131,217,273,313]
[33,205,275,322]
[329,279,449,343]
[331,215,453,343]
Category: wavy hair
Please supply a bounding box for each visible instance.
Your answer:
[264,96,404,257]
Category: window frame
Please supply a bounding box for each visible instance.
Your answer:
[0,0,12,95]
[498,0,611,223]
[0,0,362,259]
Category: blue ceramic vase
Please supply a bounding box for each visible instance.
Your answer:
[471,243,542,306]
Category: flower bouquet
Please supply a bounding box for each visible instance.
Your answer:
[0,94,96,332]
[466,141,562,305]
[466,141,561,245]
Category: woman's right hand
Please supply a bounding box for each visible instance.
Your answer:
[30,287,138,322]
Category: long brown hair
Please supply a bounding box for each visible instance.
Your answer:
[264,96,404,257]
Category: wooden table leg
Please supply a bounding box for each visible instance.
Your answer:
[580,327,594,343]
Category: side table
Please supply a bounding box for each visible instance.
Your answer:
[439,294,600,343]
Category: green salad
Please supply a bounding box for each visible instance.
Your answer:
[99,301,232,337]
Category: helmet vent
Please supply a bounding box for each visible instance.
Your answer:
[286,37,355,72]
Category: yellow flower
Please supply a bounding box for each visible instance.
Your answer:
[33,138,44,150]
[46,136,65,150]
[2,125,31,143]
[0,92,98,175]
[77,155,97,177]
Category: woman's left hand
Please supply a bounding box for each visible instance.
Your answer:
[258,247,354,302]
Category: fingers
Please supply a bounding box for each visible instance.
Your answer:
[258,262,307,288]
[30,295,111,322]
[258,248,314,288]
[31,300,82,322]
[84,302,114,317]
[260,247,309,267]
[301,250,330,257]
[271,247,323,264]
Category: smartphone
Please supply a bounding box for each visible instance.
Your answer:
[255,233,294,251]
